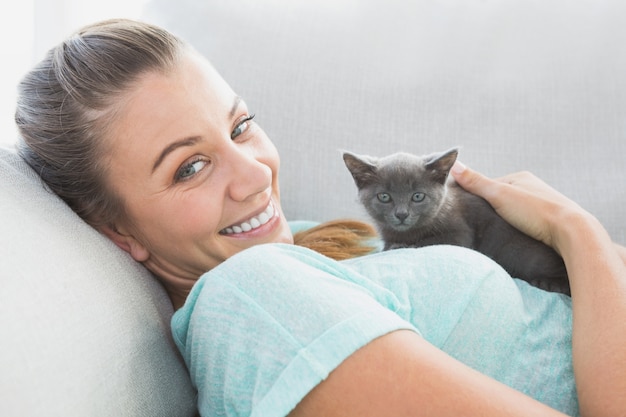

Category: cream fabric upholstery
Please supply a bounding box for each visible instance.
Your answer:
[0,148,197,416]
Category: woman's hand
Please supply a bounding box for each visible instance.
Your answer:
[450,161,588,253]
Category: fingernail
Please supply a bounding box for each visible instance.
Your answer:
[451,160,466,175]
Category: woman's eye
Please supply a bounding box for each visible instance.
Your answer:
[377,193,391,203]
[175,158,208,181]
[231,114,255,139]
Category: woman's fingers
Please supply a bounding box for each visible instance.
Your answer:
[450,161,580,250]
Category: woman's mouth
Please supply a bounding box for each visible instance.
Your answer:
[220,201,276,235]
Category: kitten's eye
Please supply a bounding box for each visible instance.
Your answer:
[231,114,255,140]
[377,193,392,203]
[175,158,209,182]
[412,192,426,202]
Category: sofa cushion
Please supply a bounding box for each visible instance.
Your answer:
[0,146,197,416]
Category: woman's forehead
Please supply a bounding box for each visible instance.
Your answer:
[103,52,240,176]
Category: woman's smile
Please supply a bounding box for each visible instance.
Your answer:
[220,199,279,235]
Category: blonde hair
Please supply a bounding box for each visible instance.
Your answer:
[16,19,184,229]
[294,219,378,260]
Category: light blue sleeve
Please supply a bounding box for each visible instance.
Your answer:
[171,243,418,417]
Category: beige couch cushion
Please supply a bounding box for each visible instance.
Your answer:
[0,146,196,416]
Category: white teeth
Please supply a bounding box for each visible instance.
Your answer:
[258,212,269,224]
[221,202,275,235]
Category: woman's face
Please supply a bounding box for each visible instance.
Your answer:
[103,50,293,294]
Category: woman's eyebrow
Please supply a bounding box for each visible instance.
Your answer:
[152,136,200,173]
[152,96,242,174]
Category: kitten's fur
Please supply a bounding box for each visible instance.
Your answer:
[343,148,570,295]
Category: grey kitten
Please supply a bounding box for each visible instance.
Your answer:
[343,148,570,296]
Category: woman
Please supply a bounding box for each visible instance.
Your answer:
[15,19,626,417]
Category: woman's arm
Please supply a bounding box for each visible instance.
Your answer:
[451,162,626,417]
[289,330,566,417]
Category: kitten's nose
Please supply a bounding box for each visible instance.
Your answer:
[395,211,409,222]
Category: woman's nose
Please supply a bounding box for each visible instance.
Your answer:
[225,146,272,202]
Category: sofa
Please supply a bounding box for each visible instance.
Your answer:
[2,1,625,415]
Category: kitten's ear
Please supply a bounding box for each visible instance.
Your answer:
[343,152,378,189]
[426,148,459,184]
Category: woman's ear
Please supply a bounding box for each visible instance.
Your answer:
[99,224,150,262]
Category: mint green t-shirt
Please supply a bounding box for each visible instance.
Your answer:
[172,243,576,417]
